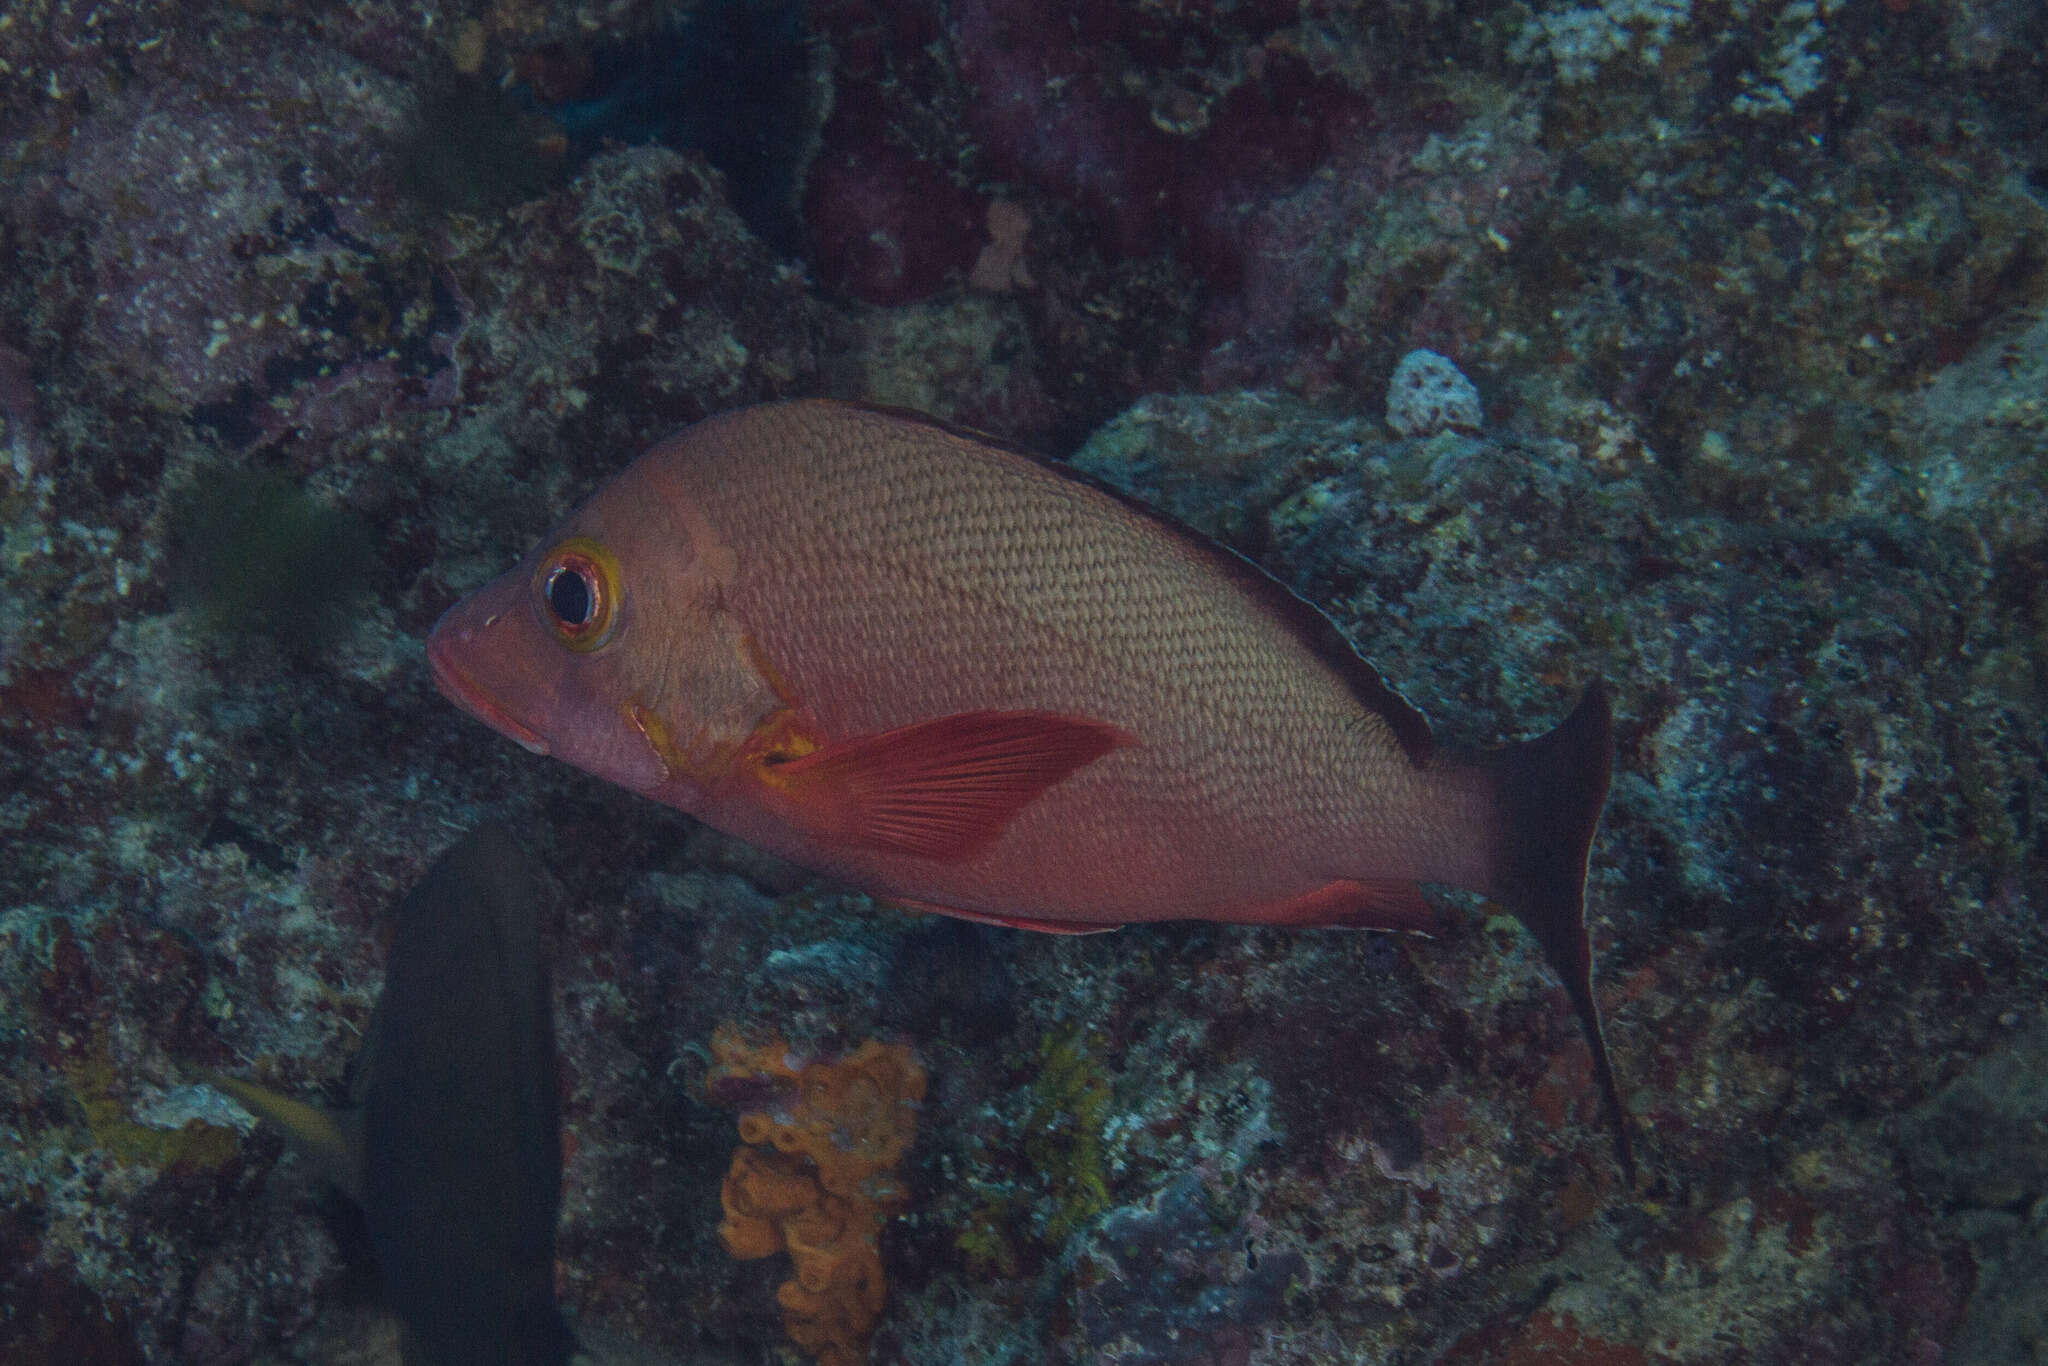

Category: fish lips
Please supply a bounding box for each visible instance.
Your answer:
[426,590,552,757]
[425,577,672,797]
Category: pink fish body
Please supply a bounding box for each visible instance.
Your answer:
[428,400,1629,1172]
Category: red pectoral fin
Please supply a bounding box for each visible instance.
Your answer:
[766,710,1129,861]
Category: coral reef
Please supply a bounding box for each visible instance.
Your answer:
[1385,348,1486,439]
[1,0,2046,1361]
[709,1027,926,1366]
[1902,1020,2048,1361]
[524,0,823,256]
[1062,1171,1307,1364]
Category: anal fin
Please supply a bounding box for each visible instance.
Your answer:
[890,896,1124,935]
[1237,878,1439,932]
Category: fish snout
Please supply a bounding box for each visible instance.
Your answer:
[426,589,552,756]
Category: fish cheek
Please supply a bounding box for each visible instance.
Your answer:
[530,648,670,794]
[627,606,786,786]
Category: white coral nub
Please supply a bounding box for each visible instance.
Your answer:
[1386,348,1484,438]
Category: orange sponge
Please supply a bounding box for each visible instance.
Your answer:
[711,1028,926,1366]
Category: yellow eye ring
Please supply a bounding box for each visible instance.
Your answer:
[531,537,622,652]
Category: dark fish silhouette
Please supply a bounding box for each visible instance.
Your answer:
[212,824,573,1366]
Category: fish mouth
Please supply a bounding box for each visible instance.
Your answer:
[425,628,550,757]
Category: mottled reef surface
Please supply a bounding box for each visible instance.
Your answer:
[2,1,2046,1363]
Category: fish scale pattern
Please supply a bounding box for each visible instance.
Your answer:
[640,402,1487,920]
[749,421,1338,795]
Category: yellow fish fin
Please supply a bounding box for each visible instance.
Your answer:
[205,1071,363,1202]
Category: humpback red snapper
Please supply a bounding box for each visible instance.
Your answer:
[427,399,1632,1177]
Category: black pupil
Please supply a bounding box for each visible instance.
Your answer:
[546,566,594,626]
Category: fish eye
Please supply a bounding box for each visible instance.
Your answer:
[545,565,592,626]
[530,537,621,652]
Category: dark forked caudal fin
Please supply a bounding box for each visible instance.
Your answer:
[1483,679,1634,1185]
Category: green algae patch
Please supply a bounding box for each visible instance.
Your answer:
[952,1209,1025,1278]
[61,1050,242,1173]
[949,1025,1118,1275]
[1024,1026,1114,1246]
[166,466,375,655]
[389,69,566,220]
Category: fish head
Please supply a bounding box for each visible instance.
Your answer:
[427,458,786,807]
[427,502,675,797]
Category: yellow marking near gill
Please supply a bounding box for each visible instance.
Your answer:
[626,620,819,788]
[629,697,823,788]
[738,709,825,792]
